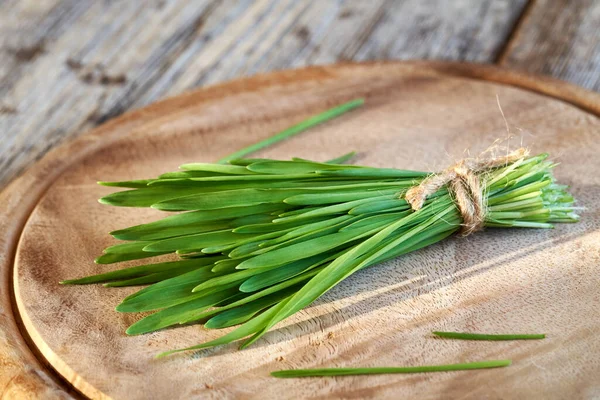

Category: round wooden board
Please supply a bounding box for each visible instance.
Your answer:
[2,62,600,399]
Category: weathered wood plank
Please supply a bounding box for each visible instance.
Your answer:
[0,0,528,188]
[499,0,600,92]
[181,0,529,88]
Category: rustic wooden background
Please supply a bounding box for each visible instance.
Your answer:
[1,0,599,189]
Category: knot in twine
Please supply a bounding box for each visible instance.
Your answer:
[405,148,529,236]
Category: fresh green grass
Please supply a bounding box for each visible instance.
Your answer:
[63,99,578,357]
[271,359,512,378]
[433,331,546,340]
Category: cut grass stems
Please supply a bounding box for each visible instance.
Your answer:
[271,360,512,378]
[433,331,546,340]
[62,98,579,357]
[217,98,364,164]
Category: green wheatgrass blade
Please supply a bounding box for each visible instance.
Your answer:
[283,188,400,206]
[487,180,552,206]
[349,198,410,215]
[487,192,543,211]
[213,242,262,257]
[339,212,410,232]
[142,229,252,253]
[155,298,292,358]
[288,155,355,163]
[99,186,205,208]
[205,228,300,257]
[154,183,407,211]
[230,213,275,226]
[290,155,342,162]
[372,225,457,266]
[256,215,357,248]
[485,156,547,191]
[121,282,242,314]
[210,258,244,273]
[272,196,394,223]
[147,177,315,188]
[111,220,234,242]
[94,250,171,264]
[61,258,221,285]
[323,151,357,164]
[255,180,414,191]
[204,289,295,329]
[239,254,332,293]
[158,170,232,179]
[102,265,206,287]
[101,241,153,254]
[178,163,258,174]
[277,207,320,217]
[235,219,393,270]
[98,179,154,188]
[350,210,460,269]
[116,264,224,312]
[253,220,358,252]
[180,267,323,324]
[187,174,319,182]
[246,160,361,175]
[227,158,274,166]
[216,99,364,164]
[178,270,322,326]
[110,203,287,240]
[432,331,546,340]
[232,215,329,233]
[317,168,427,178]
[271,360,511,378]
[126,287,240,335]
[191,265,279,293]
[153,188,308,211]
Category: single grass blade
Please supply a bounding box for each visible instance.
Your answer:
[216,99,364,164]
[246,160,359,175]
[94,250,170,264]
[61,258,220,285]
[102,265,203,287]
[99,186,203,207]
[98,179,154,188]
[126,287,239,335]
[271,359,512,378]
[324,151,356,164]
[432,331,546,340]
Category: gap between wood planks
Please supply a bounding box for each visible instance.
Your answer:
[494,0,537,64]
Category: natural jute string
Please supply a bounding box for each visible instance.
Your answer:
[405,147,529,235]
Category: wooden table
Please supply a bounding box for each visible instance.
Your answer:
[1,2,600,398]
[1,0,600,190]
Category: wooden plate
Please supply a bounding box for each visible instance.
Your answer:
[2,62,599,399]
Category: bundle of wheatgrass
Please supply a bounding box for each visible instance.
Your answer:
[63,100,578,358]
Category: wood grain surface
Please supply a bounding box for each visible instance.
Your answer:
[499,0,600,92]
[3,0,600,193]
[2,62,600,399]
